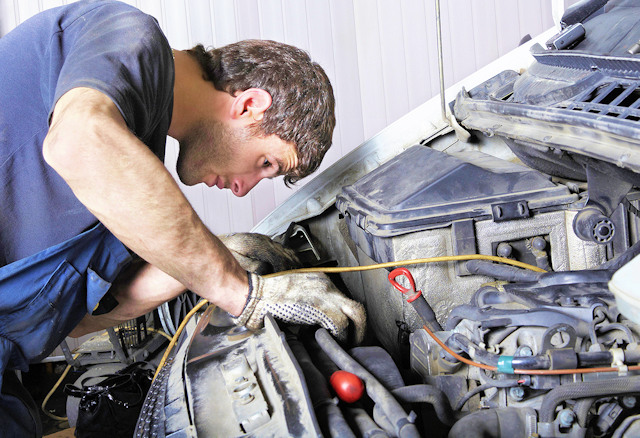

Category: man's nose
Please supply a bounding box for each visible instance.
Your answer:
[231,175,262,197]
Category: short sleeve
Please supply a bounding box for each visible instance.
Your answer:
[49,2,174,145]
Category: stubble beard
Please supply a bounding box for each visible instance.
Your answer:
[176,119,247,186]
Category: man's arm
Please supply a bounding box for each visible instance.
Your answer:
[69,260,187,337]
[43,87,248,315]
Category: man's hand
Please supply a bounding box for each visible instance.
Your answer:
[220,232,366,343]
[218,233,300,274]
[233,272,366,344]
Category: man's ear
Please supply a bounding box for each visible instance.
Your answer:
[230,88,272,122]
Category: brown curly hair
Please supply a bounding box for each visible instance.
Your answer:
[187,40,336,185]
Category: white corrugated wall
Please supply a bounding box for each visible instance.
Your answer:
[1,0,575,236]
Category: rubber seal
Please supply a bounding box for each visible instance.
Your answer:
[497,356,515,374]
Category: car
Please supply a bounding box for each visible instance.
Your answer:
[137,1,640,436]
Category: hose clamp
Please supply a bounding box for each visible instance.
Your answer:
[610,348,628,376]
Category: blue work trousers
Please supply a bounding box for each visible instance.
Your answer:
[0,223,131,436]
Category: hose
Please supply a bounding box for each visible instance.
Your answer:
[574,397,597,428]
[598,323,636,343]
[448,407,535,438]
[349,346,405,390]
[408,292,442,332]
[537,269,612,286]
[297,332,383,438]
[344,407,389,438]
[465,259,542,282]
[286,332,355,438]
[539,376,640,423]
[391,384,457,426]
[470,286,509,307]
[315,328,421,438]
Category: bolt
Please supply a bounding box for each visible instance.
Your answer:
[531,236,546,250]
[497,242,513,258]
[558,409,575,427]
[517,346,534,357]
[622,396,637,409]
[509,387,525,401]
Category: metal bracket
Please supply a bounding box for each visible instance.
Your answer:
[452,220,477,276]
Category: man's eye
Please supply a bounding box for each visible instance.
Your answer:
[263,159,271,168]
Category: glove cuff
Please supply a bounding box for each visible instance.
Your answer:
[231,272,264,329]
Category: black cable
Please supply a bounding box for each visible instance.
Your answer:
[454,379,520,411]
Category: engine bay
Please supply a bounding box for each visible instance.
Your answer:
[137,1,640,437]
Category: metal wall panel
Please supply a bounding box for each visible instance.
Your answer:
[0,0,576,234]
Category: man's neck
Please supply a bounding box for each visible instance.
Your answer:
[167,49,234,142]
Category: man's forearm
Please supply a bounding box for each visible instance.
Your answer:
[44,88,248,314]
[69,261,187,337]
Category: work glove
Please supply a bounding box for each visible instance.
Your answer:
[232,271,366,344]
[218,232,300,274]
[220,233,366,343]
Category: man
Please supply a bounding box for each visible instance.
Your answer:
[0,0,365,434]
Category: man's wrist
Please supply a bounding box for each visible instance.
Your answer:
[229,271,253,317]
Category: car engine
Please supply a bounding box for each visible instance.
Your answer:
[136,1,640,437]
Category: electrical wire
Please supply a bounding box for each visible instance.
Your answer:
[264,254,547,278]
[146,327,173,341]
[151,254,545,382]
[454,379,520,411]
[41,353,80,422]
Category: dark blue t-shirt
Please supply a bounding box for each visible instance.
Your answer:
[0,0,174,265]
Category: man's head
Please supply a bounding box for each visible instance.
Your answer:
[182,40,335,195]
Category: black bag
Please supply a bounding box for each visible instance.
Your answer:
[64,362,153,438]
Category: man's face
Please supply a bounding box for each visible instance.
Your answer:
[176,119,298,197]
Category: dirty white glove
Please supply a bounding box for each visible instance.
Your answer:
[232,272,366,344]
[220,232,366,342]
[218,233,300,274]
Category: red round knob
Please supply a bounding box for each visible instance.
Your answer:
[330,370,365,403]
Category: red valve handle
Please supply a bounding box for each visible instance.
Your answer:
[388,267,422,302]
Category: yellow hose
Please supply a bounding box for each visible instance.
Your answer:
[152,254,546,381]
